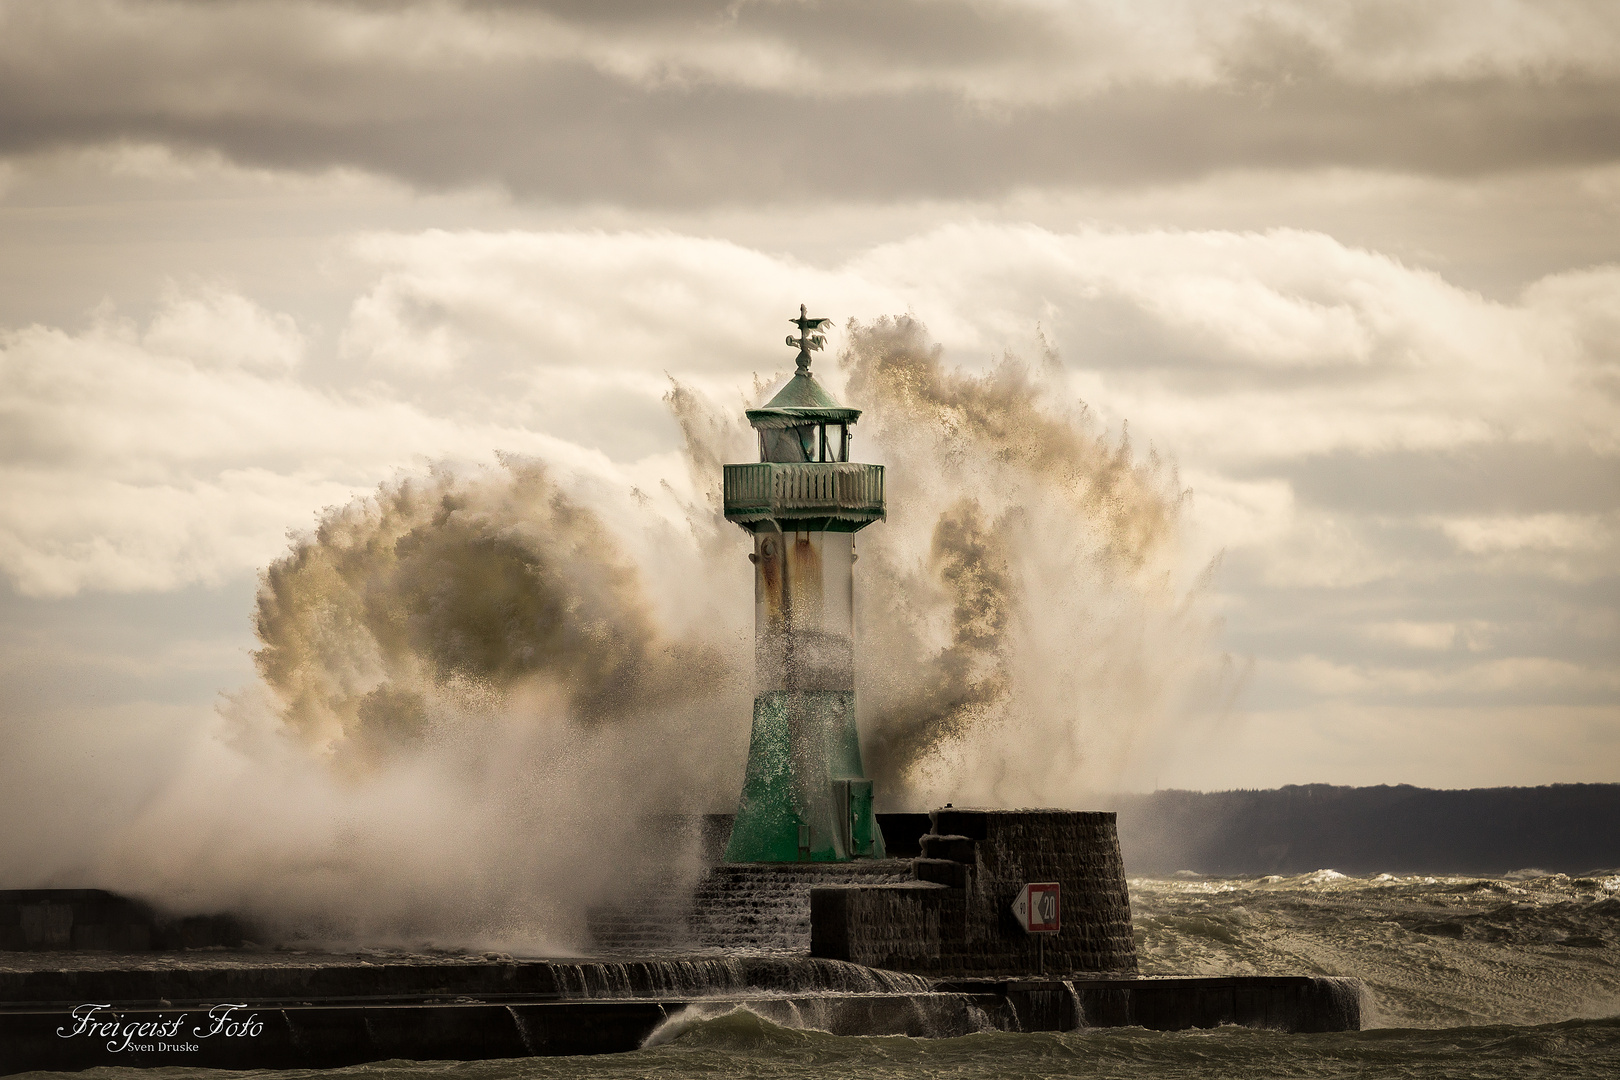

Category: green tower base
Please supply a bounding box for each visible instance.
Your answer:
[725,690,886,863]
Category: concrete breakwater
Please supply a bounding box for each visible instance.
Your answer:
[0,809,1362,1071]
[0,952,1361,1072]
[0,955,933,1007]
[589,860,918,955]
[0,890,246,952]
[811,809,1138,975]
[590,808,1137,972]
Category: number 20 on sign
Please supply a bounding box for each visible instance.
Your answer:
[1011,882,1061,934]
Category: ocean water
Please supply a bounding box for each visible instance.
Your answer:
[17,871,1620,1079]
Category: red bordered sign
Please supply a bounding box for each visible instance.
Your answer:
[1011,882,1060,934]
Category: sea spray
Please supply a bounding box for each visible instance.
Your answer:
[837,316,1224,804]
[641,994,996,1045]
[670,315,1231,807]
[251,458,736,765]
[92,316,1227,950]
[85,460,748,949]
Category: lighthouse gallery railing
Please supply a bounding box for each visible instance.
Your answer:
[722,462,885,526]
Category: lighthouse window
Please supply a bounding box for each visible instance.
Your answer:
[762,425,813,462]
[760,422,849,462]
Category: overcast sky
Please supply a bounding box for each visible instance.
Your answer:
[2,0,1617,829]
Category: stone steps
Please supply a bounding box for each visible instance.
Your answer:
[588,861,912,956]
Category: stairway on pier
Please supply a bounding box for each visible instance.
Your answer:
[587,860,913,957]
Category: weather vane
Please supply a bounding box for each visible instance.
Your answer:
[786,303,833,372]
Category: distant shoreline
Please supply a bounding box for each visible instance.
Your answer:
[706,782,1620,878]
[1111,783,1620,877]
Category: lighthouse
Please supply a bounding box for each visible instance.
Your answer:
[722,306,887,863]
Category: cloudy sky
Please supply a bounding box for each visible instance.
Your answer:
[2,0,1617,820]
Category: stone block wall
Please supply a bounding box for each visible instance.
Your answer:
[0,890,249,950]
[0,891,155,950]
[810,809,1137,975]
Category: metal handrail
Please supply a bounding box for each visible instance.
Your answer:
[723,462,885,521]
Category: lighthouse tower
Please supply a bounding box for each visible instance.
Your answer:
[722,307,887,863]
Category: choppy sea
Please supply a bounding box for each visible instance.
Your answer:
[17,870,1620,1079]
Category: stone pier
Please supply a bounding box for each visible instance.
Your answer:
[810,808,1137,975]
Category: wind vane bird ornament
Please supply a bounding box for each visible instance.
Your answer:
[787,303,833,372]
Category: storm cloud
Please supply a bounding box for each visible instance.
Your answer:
[4,1,1620,203]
